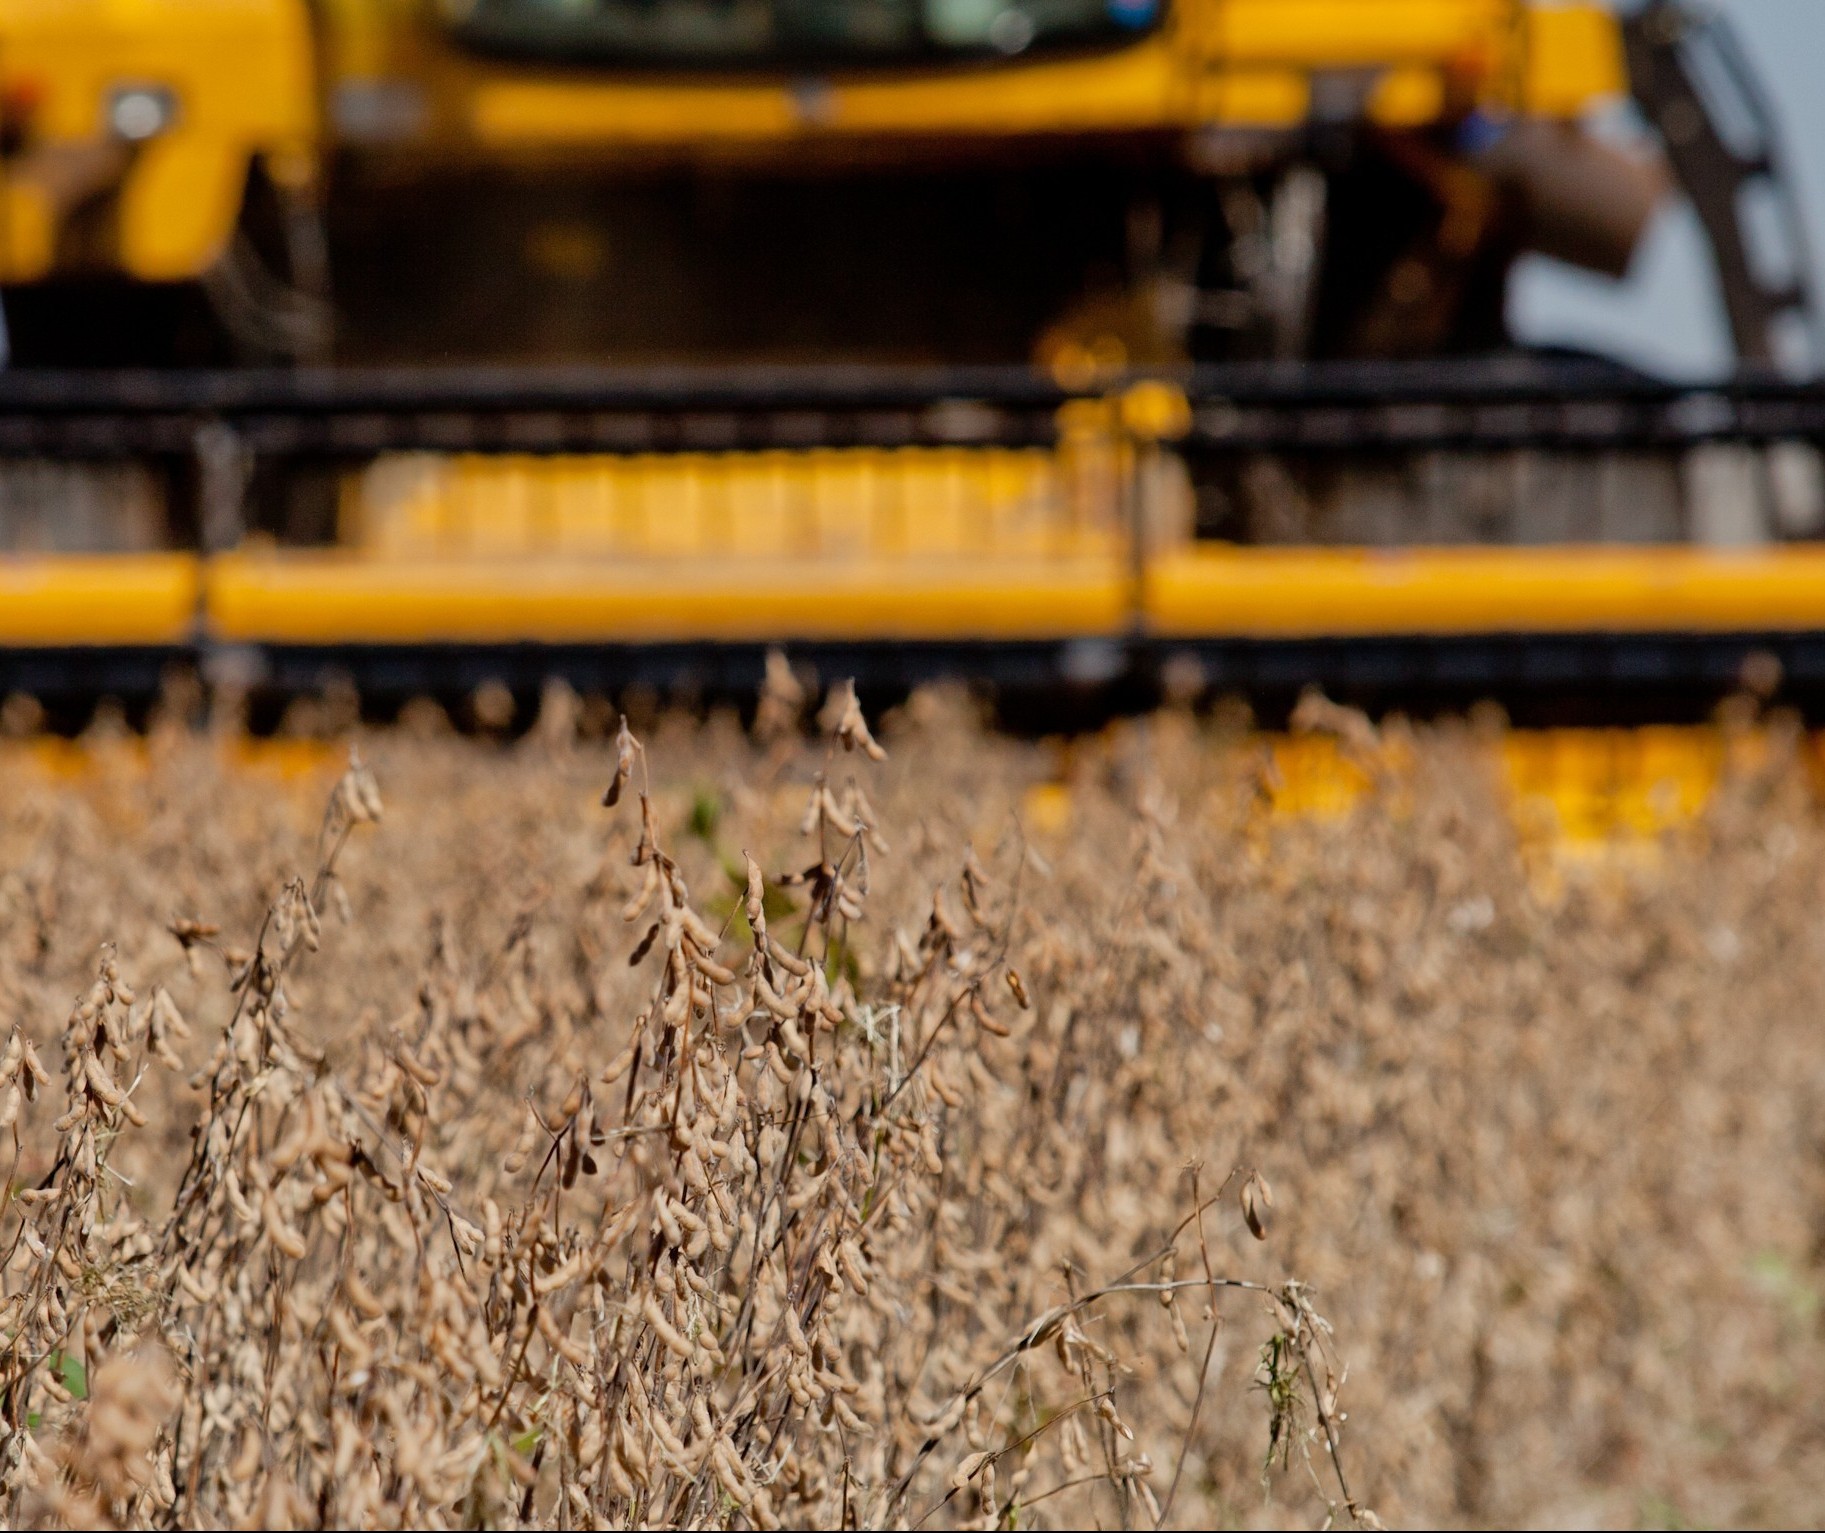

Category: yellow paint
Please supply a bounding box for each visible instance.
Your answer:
[1189,68,1310,127]
[1253,723,1727,863]
[21,540,1825,651]
[19,539,1825,652]
[0,179,56,281]
[0,0,314,282]
[1,737,340,807]
[1523,0,1628,117]
[1147,545,1825,638]
[0,0,310,138]
[475,35,1185,144]
[346,446,1120,562]
[1368,67,1447,128]
[1500,726,1723,850]
[225,737,346,780]
[0,555,198,646]
[0,737,134,780]
[1241,718,1732,869]
[1118,380,1192,443]
[1188,0,1510,70]
[1263,734,1375,820]
[204,552,1129,644]
[1022,782,1074,836]
[824,36,1183,134]
[118,134,249,280]
[0,1,1628,284]
[317,0,399,83]
[471,80,804,146]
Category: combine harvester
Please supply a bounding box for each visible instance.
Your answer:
[0,0,1822,726]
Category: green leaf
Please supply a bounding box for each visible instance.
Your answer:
[687,789,721,844]
[50,1351,86,1400]
[825,936,861,987]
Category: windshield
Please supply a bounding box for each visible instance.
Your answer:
[445,0,1163,67]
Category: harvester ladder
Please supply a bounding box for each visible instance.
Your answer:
[1623,0,1820,371]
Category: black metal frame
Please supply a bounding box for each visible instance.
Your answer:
[3,357,1825,466]
[21,634,1825,732]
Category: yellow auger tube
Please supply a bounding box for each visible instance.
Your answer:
[203,554,1129,644]
[0,556,199,646]
[1147,546,1825,638]
[19,545,1825,653]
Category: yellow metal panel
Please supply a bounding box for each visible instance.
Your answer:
[1263,734,1374,819]
[1190,0,1508,69]
[1181,0,1622,123]
[0,180,57,281]
[319,0,402,82]
[0,555,199,646]
[1147,545,1825,637]
[1501,725,1722,849]
[205,553,1129,643]
[1191,68,1310,125]
[830,37,1181,134]
[0,0,314,281]
[118,134,248,280]
[347,447,1104,562]
[472,80,802,145]
[473,35,1183,144]
[0,0,313,140]
[1368,65,1446,127]
[1522,2,1627,117]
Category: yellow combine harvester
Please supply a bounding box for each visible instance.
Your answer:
[0,0,1820,724]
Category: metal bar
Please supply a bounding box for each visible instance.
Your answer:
[4,361,1825,461]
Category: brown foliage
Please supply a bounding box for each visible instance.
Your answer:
[0,692,1822,1527]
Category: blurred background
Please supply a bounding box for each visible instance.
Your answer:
[1517,0,1824,378]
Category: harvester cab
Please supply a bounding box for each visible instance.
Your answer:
[0,0,1695,371]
